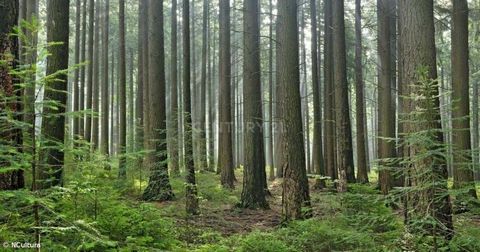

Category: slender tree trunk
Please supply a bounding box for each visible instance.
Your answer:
[240,0,269,209]
[332,0,355,186]
[218,0,235,189]
[354,0,368,183]
[110,52,115,154]
[323,0,336,180]
[100,0,109,156]
[38,0,69,189]
[183,0,199,215]
[278,0,310,220]
[451,0,477,198]
[267,0,275,180]
[207,4,215,172]
[198,0,209,172]
[377,0,395,193]
[91,2,100,149]
[73,0,81,138]
[300,8,310,175]
[85,0,94,142]
[170,0,179,176]
[142,0,150,168]
[0,0,24,190]
[310,0,324,176]
[118,0,127,178]
[128,48,134,152]
[79,0,87,137]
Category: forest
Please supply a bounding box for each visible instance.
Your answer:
[1,0,480,251]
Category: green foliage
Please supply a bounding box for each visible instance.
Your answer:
[239,231,294,252]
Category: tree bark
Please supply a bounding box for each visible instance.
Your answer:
[218,0,235,189]
[118,0,127,178]
[38,0,69,189]
[278,0,310,220]
[451,0,477,198]
[84,0,94,142]
[170,0,179,176]
[100,0,110,156]
[332,0,355,186]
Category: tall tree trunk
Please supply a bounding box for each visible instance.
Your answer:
[110,52,115,154]
[85,0,94,142]
[142,0,175,202]
[128,48,134,152]
[278,0,310,220]
[323,0,336,180]
[377,0,395,193]
[39,0,69,189]
[267,0,275,180]
[240,0,269,209]
[332,0,355,186]
[73,0,81,138]
[398,0,453,240]
[79,0,87,137]
[118,0,127,178]
[354,0,368,183]
[310,0,324,176]
[207,4,215,172]
[198,0,209,172]
[100,0,110,156]
[170,0,179,176]
[0,0,24,190]
[218,0,235,189]
[183,0,199,215]
[451,0,477,198]
[142,0,150,168]
[91,2,100,149]
[300,8,310,175]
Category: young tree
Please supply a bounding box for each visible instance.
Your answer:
[310,0,324,176]
[100,0,110,156]
[332,0,355,186]
[278,0,310,219]
[377,0,395,193]
[170,0,179,176]
[38,0,69,189]
[142,0,174,202]
[218,0,235,189]
[398,0,453,240]
[118,0,127,178]
[0,0,24,190]
[240,0,268,209]
[451,0,477,198]
[183,0,199,214]
[355,0,368,183]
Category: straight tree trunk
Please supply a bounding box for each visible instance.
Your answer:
[91,2,100,149]
[300,8,310,174]
[377,0,395,193]
[142,0,175,202]
[0,0,24,190]
[110,52,115,154]
[183,0,200,215]
[100,0,110,156]
[451,0,477,198]
[142,0,150,167]
[39,0,69,189]
[278,0,310,220]
[267,0,274,180]
[323,0,336,180]
[207,5,215,172]
[198,0,209,172]
[118,0,127,178]
[128,49,134,152]
[240,0,269,209]
[136,0,145,158]
[73,0,81,138]
[218,0,235,189]
[79,0,87,137]
[354,0,368,183]
[398,0,453,240]
[332,0,355,186]
[85,0,94,142]
[170,0,179,176]
[310,0,324,176]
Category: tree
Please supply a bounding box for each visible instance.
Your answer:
[84,0,94,142]
[323,0,336,180]
[451,0,477,198]
[38,0,69,189]
[0,0,24,190]
[267,0,274,180]
[240,0,268,209]
[91,0,100,149]
[100,0,110,156]
[183,0,199,214]
[332,0,355,186]
[79,0,87,137]
[170,0,179,176]
[310,0,324,176]
[198,0,209,172]
[398,0,453,240]
[73,0,81,138]
[377,0,395,193]
[278,0,310,219]
[218,0,235,189]
[118,0,127,178]
[354,0,368,183]
[142,0,174,202]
